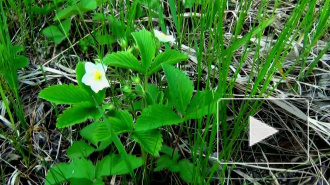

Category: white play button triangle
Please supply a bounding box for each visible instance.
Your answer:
[249,116,279,147]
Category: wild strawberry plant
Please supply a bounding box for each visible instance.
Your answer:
[39,29,220,184]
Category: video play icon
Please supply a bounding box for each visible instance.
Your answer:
[217,98,309,164]
[249,116,279,147]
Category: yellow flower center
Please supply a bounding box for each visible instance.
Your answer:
[93,70,103,80]
[159,32,167,38]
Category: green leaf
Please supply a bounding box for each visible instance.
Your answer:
[39,84,91,104]
[95,34,115,45]
[80,0,97,10]
[54,7,78,21]
[45,163,72,185]
[160,145,180,161]
[95,154,142,178]
[134,104,182,131]
[70,158,95,180]
[155,145,181,172]
[96,138,112,151]
[154,155,180,172]
[42,19,71,44]
[93,119,119,141]
[178,160,196,183]
[92,178,104,185]
[67,141,95,159]
[135,84,159,105]
[103,51,143,73]
[54,0,100,21]
[56,102,101,128]
[131,129,163,156]
[162,64,193,114]
[80,121,113,150]
[93,14,126,38]
[76,61,106,104]
[70,179,93,185]
[112,110,134,132]
[80,122,101,145]
[15,55,29,70]
[45,158,95,185]
[185,90,221,120]
[131,30,156,72]
[148,50,189,75]
[93,110,134,140]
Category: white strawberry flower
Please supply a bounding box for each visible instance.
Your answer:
[154,29,176,43]
[82,62,109,93]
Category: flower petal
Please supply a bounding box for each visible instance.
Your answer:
[82,73,94,86]
[95,63,107,73]
[90,83,103,93]
[153,29,175,43]
[99,77,110,88]
[85,62,98,73]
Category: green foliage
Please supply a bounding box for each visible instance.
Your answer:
[42,18,71,44]
[80,121,113,152]
[92,110,134,141]
[39,84,92,104]
[0,45,29,90]
[131,129,163,156]
[148,50,189,75]
[95,154,142,177]
[92,119,118,141]
[134,104,182,131]
[177,159,196,183]
[67,141,95,159]
[111,110,134,132]
[45,158,95,185]
[162,64,194,115]
[54,0,103,21]
[46,154,142,185]
[155,146,200,183]
[103,30,188,75]
[56,102,101,128]
[6,0,330,184]
[39,33,210,183]
[79,32,116,50]
[131,29,156,72]
[80,121,103,146]
[103,51,144,73]
[185,90,221,120]
[93,14,126,38]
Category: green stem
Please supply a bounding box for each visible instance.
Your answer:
[0,83,17,133]
[142,74,149,184]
